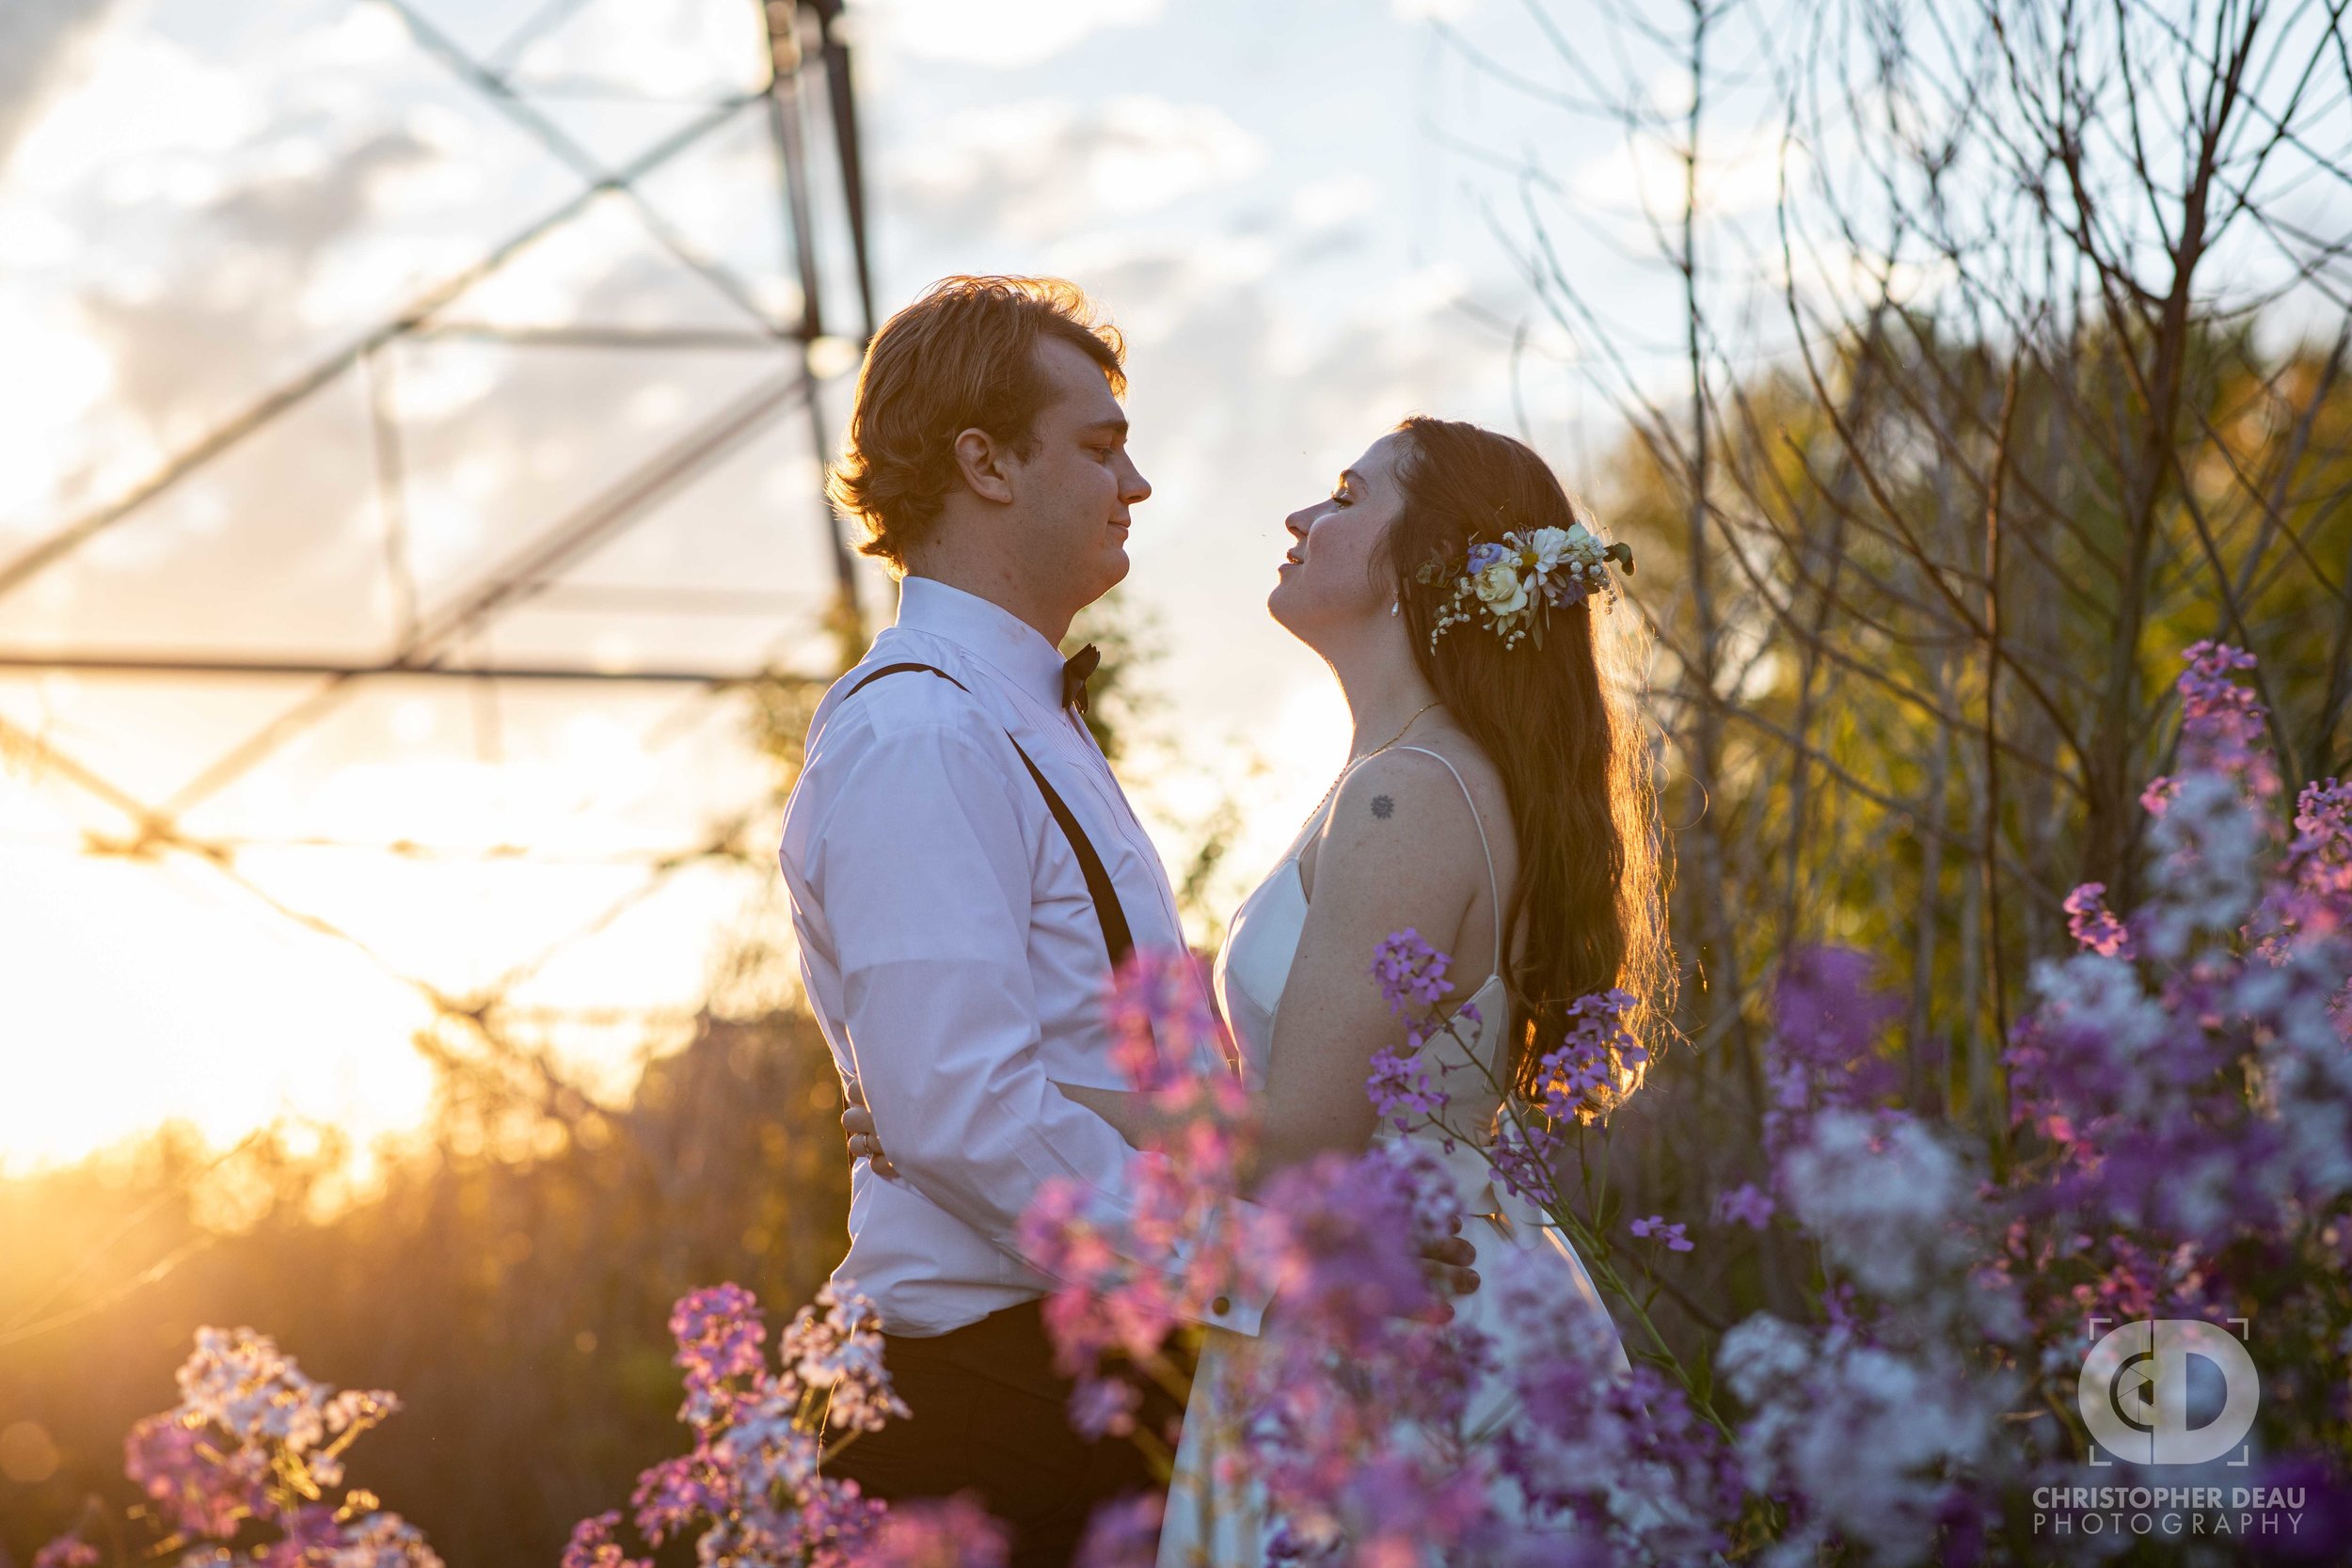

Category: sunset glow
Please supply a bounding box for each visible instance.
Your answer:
[0,0,1751,1172]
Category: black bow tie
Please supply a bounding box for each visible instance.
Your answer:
[1061,642,1100,715]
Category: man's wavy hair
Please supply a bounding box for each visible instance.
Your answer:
[828,276,1126,574]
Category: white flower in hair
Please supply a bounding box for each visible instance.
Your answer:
[1472,559,1530,614]
[1413,516,1633,653]
[1529,526,1573,575]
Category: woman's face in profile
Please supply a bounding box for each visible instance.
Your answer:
[1269,430,1410,645]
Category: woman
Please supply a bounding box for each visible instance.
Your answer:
[1064,415,1669,1562]
[845,416,1668,1558]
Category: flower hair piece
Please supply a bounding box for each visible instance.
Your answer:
[1415,521,1633,652]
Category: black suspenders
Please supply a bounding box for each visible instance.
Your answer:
[842,662,1136,969]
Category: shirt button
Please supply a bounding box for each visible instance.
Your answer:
[1212,1294,1232,1316]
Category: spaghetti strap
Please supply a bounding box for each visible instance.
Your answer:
[1389,744,1503,962]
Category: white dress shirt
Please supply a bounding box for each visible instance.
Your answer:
[778,575,1268,1338]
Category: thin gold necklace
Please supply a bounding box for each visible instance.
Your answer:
[1359,698,1443,762]
[1302,699,1443,828]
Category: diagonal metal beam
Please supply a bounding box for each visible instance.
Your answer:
[382,0,789,336]
[405,367,809,656]
[0,5,876,1127]
[481,0,599,72]
[0,91,760,610]
[0,707,748,1034]
[0,654,800,684]
[151,365,812,818]
[415,324,785,349]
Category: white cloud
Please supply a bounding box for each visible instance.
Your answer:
[891,95,1264,243]
[0,294,114,519]
[8,22,263,194]
[503,0,766,98]
[1291,171,1380,232]
[0,0,132,170]
[1570,119,1787,221]
[855,0,1165,69]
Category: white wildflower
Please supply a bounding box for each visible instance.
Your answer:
[1779,1111,1967,1299]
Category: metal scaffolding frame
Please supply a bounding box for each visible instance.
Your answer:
[0,0,875,1046]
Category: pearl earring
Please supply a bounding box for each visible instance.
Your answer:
[1390,598,1401,616]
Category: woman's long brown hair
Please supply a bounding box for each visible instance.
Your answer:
[1380,416,1674,1100]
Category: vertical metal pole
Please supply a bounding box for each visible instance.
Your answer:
[758,0,862,645]
[811,0,876,341]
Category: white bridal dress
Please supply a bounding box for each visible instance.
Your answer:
[1156,747,1632,1568]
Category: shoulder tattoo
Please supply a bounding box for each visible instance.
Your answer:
[1370,794,1394,820]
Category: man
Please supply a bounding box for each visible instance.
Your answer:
[777,276,1470,1565]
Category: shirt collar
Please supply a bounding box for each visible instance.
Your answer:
[894,575,1067,710]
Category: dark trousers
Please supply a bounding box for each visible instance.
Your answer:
[824,1300,1169,1568]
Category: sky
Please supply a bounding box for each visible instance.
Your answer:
[0,0,1868,1170]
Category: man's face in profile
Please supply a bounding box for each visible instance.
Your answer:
[1004,335,1152,611]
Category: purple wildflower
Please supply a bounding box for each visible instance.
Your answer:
[2244,1453,2352,1562]
[1485,1120,1561,1207]
[1260,1152,1444,1338]
[859,1494,1009,1568]
[1074,1493,1164,1568]
[1516,989,1647,1125]
[781,1283,907,1434]
[123,1411,268,1539]
[668,1283,767,1424]
[2062,881,2132,958]
[1069,1376,1140,1439]
[1369,927,1451,1017]
[31,1542,99,1568]
[1716,1181,1775,1229]
[561,1512,650,1568]
[1491,1249,1739,1560]
[1629,1214,1693,1252]
[2260,778,2352,956]
[2170,640,2278,803]
[1237,1159,1503,1562]
[1365,1046,1448,1132]
[264,1504,348,1565]
[590,1277,905,1566]
[630,1453,729,1544]
[1761,947,1905,1194]
[1104,947,1232,1087]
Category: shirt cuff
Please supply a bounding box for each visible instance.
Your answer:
[1171,1196,1273,1338]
